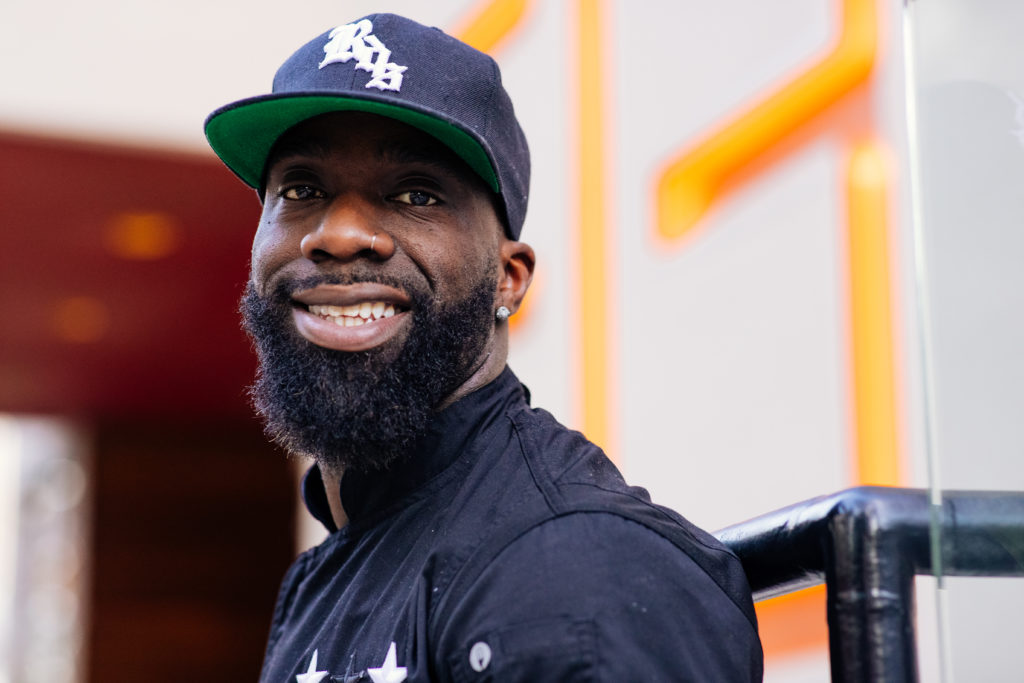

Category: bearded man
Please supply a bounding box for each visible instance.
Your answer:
[205,13,762,682]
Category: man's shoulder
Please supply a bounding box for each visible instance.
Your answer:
[429,400,762,679]
[451,398,758,629]
[502,399,621,490]
[463,508,756,623]
[433,493,763,680]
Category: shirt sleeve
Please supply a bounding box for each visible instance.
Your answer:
[433,512,763,682]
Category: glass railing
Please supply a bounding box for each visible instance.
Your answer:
[903,1,1024,679]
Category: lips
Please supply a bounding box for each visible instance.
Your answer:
[290,283,412,352]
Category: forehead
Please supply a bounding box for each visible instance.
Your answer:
[265,111,491,192]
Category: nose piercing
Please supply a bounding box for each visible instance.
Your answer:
[370,233,378,253]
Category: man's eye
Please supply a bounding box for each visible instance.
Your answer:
[282,185,324,200]
[391,190,438,206]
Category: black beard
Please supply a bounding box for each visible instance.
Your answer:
[239,272,495,474]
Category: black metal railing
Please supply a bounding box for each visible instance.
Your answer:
[714,486,1024,682]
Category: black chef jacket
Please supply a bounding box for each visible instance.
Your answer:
[259,368,763,682]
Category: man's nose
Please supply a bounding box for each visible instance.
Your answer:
[299,196,395,262]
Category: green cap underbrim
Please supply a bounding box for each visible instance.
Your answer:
[204,94,499,193]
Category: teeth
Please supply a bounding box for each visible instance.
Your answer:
[309,302,399,324]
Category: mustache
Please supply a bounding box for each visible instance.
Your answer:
[258,270,427,304]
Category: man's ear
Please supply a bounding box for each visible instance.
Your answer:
[498,240,535,314]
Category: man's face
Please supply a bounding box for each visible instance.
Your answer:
[241,112,506,472]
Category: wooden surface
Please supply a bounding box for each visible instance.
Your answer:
[88,418,296,682]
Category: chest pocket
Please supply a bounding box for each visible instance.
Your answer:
[446,616,595,683]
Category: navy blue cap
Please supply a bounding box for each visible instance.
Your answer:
[204,13,530,238]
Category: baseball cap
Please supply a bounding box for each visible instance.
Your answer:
[204,13,530,239]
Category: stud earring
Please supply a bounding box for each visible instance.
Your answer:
[495,306,511,322]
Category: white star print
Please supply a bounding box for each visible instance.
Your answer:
[296,649,330,683]
[367,641,407,683]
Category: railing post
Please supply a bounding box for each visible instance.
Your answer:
[824,492,919,682]
[715,487,1024,682]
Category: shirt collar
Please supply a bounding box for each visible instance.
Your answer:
[302,367,527,533]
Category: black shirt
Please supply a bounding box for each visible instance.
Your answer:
[260,368,763,682]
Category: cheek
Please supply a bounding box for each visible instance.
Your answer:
[449,240,501,297]
[451,211,503,289]
[250,214,291,289]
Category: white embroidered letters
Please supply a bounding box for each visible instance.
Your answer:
[319,19,407,92]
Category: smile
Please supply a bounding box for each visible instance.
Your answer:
[290,283,413,352]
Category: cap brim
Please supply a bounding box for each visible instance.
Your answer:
[204,93,499,193]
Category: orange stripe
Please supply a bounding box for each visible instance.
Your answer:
[846,140,902,486]
[656,0,877,241]
[755,139,904,662]
[452,0,531,53]
[575,0,611,454]
[647,0,894,662]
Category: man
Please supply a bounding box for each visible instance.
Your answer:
[206,13,762,682]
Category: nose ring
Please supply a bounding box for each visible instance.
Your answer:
[370,233,378,253]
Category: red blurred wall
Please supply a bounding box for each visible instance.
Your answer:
[0,130,296,681]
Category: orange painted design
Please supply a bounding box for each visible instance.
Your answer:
[452,0,531,53]
[575,0,612,454]
[755,585,829,658]
[649,0,903,662]
[656,0,877,240]
[846,140,901,486]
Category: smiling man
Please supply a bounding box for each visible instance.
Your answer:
[206,13,762,682]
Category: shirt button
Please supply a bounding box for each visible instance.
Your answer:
[469,641,492,672]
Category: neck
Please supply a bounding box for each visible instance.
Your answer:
[320,469,349,530]
[438,327,509,410]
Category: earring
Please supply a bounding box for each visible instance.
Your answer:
[495,306,511,322]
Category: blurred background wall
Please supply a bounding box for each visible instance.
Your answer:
[1,0,1021,680]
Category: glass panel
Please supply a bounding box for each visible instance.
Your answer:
[904,0,1024,679]
[0,417,90,683]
